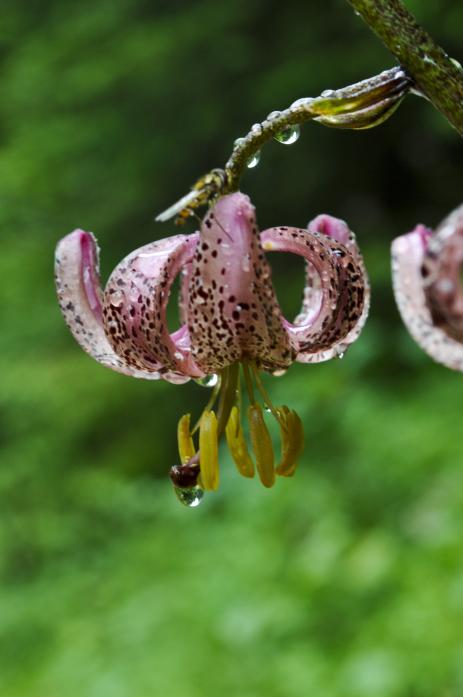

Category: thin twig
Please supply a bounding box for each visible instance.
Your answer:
[347,0,463,135]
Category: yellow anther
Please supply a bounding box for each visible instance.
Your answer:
[275,406,304,477]
[199,410,219,491]
[177,413,195,464]
[225,406,255,478]
[247,404,275,488]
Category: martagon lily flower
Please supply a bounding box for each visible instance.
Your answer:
[392,203,463,371]
[55,192,369,506]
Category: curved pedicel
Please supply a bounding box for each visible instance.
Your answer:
[392,218,463,372]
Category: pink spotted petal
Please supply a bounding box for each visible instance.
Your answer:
[55,230,168,380]
[392,223,463,371]
[422,205,463,343]
[260,223,367,361]
[186,192,292,373]
[301,215,370,362]
[103,233,203,379]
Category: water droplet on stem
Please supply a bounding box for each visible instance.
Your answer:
[246,151,261,168]
[274,125,300,145]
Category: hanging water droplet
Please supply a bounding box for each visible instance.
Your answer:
[274,125,300,145]
[437,278,454,294]
[174,486,204,508]
[247,150,261,169]
[264,404,272,413]
[336,351,345,360]
[272,368,287,377]
[195,374,219,388]
[109,290,124,308]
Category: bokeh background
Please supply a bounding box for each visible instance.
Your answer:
[1,1,463,695]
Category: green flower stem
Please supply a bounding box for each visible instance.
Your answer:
[224,67,411,191]
[347,0,463,136]
[156,67,411,222]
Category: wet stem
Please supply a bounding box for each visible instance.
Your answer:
[347,0,463,136]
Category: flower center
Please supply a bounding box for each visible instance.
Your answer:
[170,362,304,506]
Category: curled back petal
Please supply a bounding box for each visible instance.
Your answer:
[186,192,292,374]
[260,224,366,361]
[391,224,463,371]
[301,215,370,362]
[421,205,463,343]
[103,233,203,379]
[55,229,166,380]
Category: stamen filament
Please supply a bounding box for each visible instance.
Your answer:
[191,376,222,436]
[250,363,285,428]
[242,362,256,405]
[216,363,240,436]
[247,403,275,488]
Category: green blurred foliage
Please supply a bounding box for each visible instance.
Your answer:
[1,1,463,695]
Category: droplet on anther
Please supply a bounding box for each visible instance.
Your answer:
[195,374,219,388]
[274,125,300,145]
[174,486,204,508]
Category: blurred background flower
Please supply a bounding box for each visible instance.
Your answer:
[1,1,463,695]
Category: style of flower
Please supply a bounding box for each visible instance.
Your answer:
[391,204,463,371]
[55,192,369,505]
